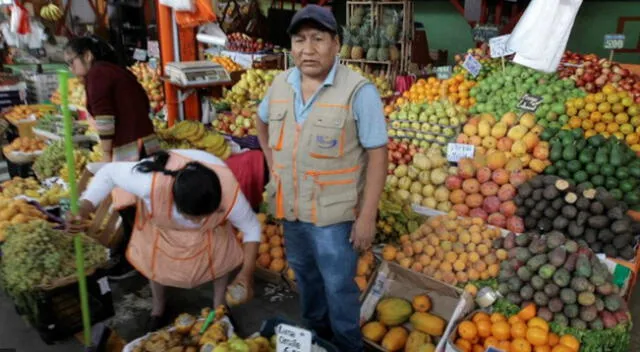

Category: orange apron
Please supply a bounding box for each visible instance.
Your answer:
[110,136,161,210]
[125,152,244,288]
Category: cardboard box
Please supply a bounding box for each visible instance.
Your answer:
[360,261,475,351]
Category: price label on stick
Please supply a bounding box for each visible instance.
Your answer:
[462,54,482,78]
[447,143,475,162]
[133,48,147,61]
[276,324,312,352]
[147,41,160,58]
[489,34,515,58]
[435,66,452,79]
[517,94,544,112]
[603,34,625,50]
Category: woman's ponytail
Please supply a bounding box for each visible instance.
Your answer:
[134,151,179,176]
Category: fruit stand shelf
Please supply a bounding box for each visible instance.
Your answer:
[340,59,393,65]
[160,76,235,103]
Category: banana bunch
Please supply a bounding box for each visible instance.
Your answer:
[89,144,103,162]
[159,121,232,160]
[59,150,89,182]
[36,185,68,207]
[40,3,63,22]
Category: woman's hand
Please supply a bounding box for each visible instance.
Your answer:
[65,200,95,234]
[228,267,254,302]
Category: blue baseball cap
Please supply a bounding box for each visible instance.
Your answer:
[287,5,338,35]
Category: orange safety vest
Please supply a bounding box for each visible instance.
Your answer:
[125,152,244,288]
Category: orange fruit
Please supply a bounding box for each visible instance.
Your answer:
[558,335,580,351]
[511,322,528,339]
[508,315,523,325]
[548,333,560,346]
[472,345,485,352]
[491,321,511,340]
[511,338,532,352]
[484,336,500,349]
[476,319,492,338]
[526,327,549,346]
[472,312,491,323]
[490,312,507,323]
[527,317,549,333]
[534,346,551,352]
[498,340,513,352]
[551,346,574,352]
[518,303,537,321]
[456,338,473,352]
[458,321,478,341]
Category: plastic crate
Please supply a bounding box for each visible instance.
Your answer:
[25,73,59,104]
[6,158,35,178]
[10,269,115,344]
[259,317,340,352]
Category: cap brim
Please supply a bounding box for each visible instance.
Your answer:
[287,17,336,35]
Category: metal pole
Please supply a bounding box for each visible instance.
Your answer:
[171,10,184,122]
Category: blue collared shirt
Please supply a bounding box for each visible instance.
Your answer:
[258,60,388,149]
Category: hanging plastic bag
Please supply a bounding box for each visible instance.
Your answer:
[175,0,216,28]
[10,2,31,35]
[159,0,195,12]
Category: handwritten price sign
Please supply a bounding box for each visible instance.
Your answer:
[517,94,544,112]
[447,143,475,162]
[276,324,312,352]
[489,35,515,58]
[603,34,625,50]
[462,54,482,78]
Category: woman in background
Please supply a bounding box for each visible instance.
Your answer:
[64,36,159,279]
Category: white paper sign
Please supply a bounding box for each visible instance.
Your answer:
[97,276,111,295]
[147,41,160,57]
[489,34,515,58]
[435,66,452,79]
[276,324,312,352]
[447,143,475,162]
[604,34,625,50]
[133,48,147,61]
[462,54,482,77]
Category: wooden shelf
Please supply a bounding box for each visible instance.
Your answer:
[341,59,393,65]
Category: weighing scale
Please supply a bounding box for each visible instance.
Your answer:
[164,61,232,87]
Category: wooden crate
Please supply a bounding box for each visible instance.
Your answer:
[76,169,124,249]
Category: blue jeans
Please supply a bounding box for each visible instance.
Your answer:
[283,221,363,352]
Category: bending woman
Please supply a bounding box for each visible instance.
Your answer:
[68,149,260,331]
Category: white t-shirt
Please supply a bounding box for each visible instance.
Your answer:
[80,149,261,243]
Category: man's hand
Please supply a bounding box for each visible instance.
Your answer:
[350,216,376,251]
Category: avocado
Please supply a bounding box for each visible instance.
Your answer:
[554,314,569,327]
[527,254,548,272]
[587,215,609,229]
[584,228,597,244]
[597,229,615,243]
[589,201,605,214]
[506,292,523,306]
[613,234,633,250]
[620,246,636,261]
[533,291,549,306]
[560,288,577,305]
[571,276,591,292]
[508,276,523,293]
[520,284,534,301]
[571,318,588,330]
[563,304,579,319]
[604,294,622,312]
[553,268,571,287]
[575,254,592,278]
[531,275,546,290]
[611,218,631,235]
[578,291,596,306]
[575,211,589,226]
[552,217,569,230]
[544,283,560,297]
[515,233,531,247]
[590,318,604,330]
[539,264,557,280]
[537,307,553,322]
[603,244,617,258]
[548,297,564,313]
[561,205,577,219]
[517,266,533,282]
[567,221,584,238]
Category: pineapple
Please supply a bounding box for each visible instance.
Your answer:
[389,44,400,62]
[349,7,366,27]
[350,32,364,60]
[340,26,352,59]
[384,9,400,41]
[366,28,379,61]
[376,29,389,62]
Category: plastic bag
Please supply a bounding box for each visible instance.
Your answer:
[159,0,195,12]
[10,3,31,35]
[175,0,216,28]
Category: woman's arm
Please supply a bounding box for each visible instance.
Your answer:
[80,162,152,208]
[226,190,261,287]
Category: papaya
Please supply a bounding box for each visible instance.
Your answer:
[376,298,413,326]
[361,321,387,343]
[410,312,446,337]
[405,330,431,352]
[380,327,408,352]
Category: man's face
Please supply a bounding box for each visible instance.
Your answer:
[291,26,339,78]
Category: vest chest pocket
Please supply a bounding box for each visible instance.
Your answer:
[309,115,346,159]
[268,111,286,151]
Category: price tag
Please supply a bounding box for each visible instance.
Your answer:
[97,277,111,295]
[133,48,147,61]
[517,94,544,112]
[276,324,312,352]
[489,34,515,58]
[447,143,475,162]
[148,57,158,70]
[435,66,452,79]
[147,41,160,58]
[462,54,482,78]
[603,34,625,50]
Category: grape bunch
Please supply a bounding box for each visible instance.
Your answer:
[33,141,91,179]
[0,221,107,293]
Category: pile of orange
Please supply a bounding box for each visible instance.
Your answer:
[210,55,243,72]
[454,305,581,352]
[394,74,477,107]
[565,84,640,151]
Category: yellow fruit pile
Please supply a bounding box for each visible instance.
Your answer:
[362,295,444,351]
[254,214,286,273]
[457,112,550,175]
[381,212,505,286]
[454,307,581,352]
[0,199,49,242]
[565,85,640,151]
[210,56,243,72]
[395,75,477,108]
[50,78,86,107]
[59,149,90,182]
[1,177,41,198]
[3,105,56,124]
[348,65,394,98]
[3,137,47,154]
[157,121,231,159]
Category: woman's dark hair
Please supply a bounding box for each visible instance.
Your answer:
[135,151,223,217]
[65,36,119,65]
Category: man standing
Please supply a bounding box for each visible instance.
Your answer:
[256,5,388,351]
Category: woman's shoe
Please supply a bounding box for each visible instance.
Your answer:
[147,315,168,333]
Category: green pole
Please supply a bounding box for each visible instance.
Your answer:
[59,70,92,347]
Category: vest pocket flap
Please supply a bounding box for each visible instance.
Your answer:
[314,114,346,129]
[269,110,286,121]
[319,187,357,207]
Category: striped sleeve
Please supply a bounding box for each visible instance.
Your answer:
[94,115,115,140]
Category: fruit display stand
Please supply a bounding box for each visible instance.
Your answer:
[359,261,473,351]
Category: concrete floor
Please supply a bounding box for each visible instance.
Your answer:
[0,275,300,351]
[1,273,639,351]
